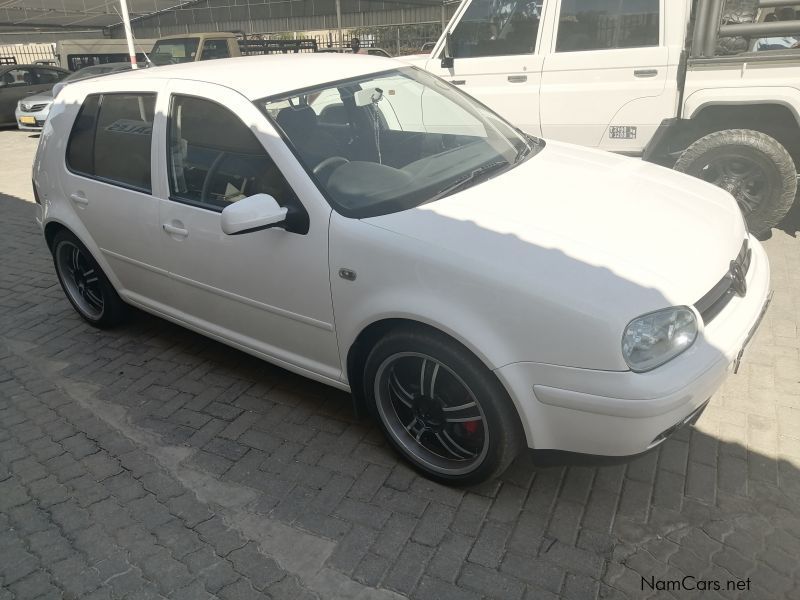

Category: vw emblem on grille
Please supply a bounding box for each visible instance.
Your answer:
[729,260,747,297]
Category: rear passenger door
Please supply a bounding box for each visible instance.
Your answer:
[540,0,673,152]
[59,83,174,303]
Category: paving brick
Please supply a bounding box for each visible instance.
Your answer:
[412,502,455,547]
[383,541,435,595]
[334,497,392,530]
[414,575,481,600]
[228,542,285,590]
[451,492,492,536]
[459,562,525,600]
[468,522,512,569]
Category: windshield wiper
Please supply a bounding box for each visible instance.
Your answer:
[428,161,510,203]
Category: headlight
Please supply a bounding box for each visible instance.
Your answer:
[622,307,697,372]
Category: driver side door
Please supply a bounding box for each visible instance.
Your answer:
[153,81,341,382]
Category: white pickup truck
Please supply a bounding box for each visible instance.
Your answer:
[405,0,800,234]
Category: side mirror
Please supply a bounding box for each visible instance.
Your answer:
[220,193,287,235]
[440,32,454,69]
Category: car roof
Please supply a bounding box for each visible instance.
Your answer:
[2,64,67,71]
[69,53,401,101]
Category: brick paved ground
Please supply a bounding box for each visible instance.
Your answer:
[1,128,799,599]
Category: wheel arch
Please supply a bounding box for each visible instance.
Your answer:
[684,99,800,163]
[42,218,125,292]
[646,100,800,166]
[345,316,531,445]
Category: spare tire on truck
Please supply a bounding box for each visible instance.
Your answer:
[674,129,798,235]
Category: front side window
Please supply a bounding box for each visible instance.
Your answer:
[151,39,200,65]
[66,93,155,192]
[200,40,231,60]
[168,95,298,213]
[556,0,660,53]
[34,68,67,84]
[259,67,540,218]
[1,68,35,87]
[449,0,542,58]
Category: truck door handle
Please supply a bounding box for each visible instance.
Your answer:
[634,69,658,78]
[507,75,527,83]
[69,192,88,206]
[449,80,466,86]
[163,223,189,238]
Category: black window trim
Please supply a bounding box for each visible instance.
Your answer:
[165,92,310,229]
[65,91,156,195]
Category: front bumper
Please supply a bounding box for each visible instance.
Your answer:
[496,237,771,457]
[15,108,47,130]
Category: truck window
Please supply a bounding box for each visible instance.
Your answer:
[200,39,231,60]
[555,0,659,53]
[449,0,541,58]
[719,3,800,55]
[151,39,200,65]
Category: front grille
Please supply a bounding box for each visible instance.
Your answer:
[694,239,751,324]
[21,103,48,113]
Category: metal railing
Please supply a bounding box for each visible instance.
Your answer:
[0,43,57,66]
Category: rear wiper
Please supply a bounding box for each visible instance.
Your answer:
[428,161,509,202]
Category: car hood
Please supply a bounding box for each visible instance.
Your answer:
[363,141,747,316]
[19,92,53,105]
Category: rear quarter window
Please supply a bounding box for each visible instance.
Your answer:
[66,92,156,193]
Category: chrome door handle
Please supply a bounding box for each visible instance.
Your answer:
[162,223,188,237]
[634,69,658,78]
[449,79,466,86]
[507,75,527,83]
[69,192,88,206]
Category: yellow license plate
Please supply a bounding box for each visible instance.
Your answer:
[20,116,36,125]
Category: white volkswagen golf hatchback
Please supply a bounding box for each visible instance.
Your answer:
[34,54,771,485]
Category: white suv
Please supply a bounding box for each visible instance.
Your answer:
[33,54,770,484]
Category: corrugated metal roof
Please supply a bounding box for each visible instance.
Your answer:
[0,0,193,28]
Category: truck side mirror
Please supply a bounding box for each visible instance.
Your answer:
[440,32,454,69]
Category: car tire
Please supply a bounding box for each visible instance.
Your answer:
[674,129,797,235]
[363,326,524,486]
[51,229,128,328]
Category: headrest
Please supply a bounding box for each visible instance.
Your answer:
[276,105,318,133]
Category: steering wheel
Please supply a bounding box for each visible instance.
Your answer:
[313,156,350,181]
[200,151,227,205]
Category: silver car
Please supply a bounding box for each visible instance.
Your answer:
[15,62,137,131]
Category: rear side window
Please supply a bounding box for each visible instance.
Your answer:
[200,39,231,60]
[66,93,156,192]
[556,0,660,52]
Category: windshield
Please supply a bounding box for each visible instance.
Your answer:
[151,38,200,65]
[258,67,541,218]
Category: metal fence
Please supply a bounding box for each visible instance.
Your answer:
[0,43,57,66]
[279,23,444,56]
